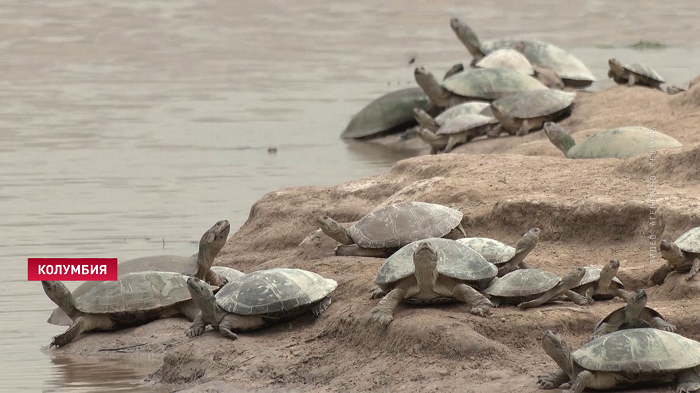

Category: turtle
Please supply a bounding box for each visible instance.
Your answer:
[340,87,433,139]
[416,114,498,154]
[474,48,535,76]
[450,17,596,88]
[370,239,495,326]
[489,90,576,137]
[185,268,337,340]
[510,41,565,90]
[590,289,676,340]
[650,226,700,285]
[481,267,587,309]
[457,227,541,277]
[47,220,232,327]
[414,66,548,108]
[537,329,700,393]
[317,201,467,258]
[42,271,211,347]
[413,102,493,133]
[210,266,245,283]
[607,58,665,90]
[569,260,629,303]
[443,63,465,81]
[543,122,683,159]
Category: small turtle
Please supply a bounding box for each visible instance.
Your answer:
[590,289,676,340]
[413,103,493,133]
[489,90,576,137]
[185,268,337,340]
[416,114,498,154]
[370,239,495,326]
[482,267,587,309]
[42,271,210,347]
[47,220,232,327]
[538,329,700,393]
[317,201,466,258]
[457,227,541,277]
[450,18,595,88]
[340,87,432,139]
[414,66,548,108]
[570,260,628,303]
[474,48,534,75]
[607,58,665,90]
[651,226,700,285]
[543,122,682,159]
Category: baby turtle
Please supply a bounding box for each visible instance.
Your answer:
[489,90,576,137]
[474,48,534,75]
[651,226,700,285]
[570,260,628,303]
[607,58,665,90]
[590,289,676,340]
[42,271,209,347]
[371,239,495,326]
[47,220,232,327]
[317,201,466,258]
[340,87,432,139]
[414,66,547,108]
[185,268,337,340]
[482,267,587,309]
[416,114,498,154]
[457,227,541,276]
[413,103,493,133]
[544,122,682,159]
[538,329,700,393]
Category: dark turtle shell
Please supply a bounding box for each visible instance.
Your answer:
[482,268,559,297]
[674,227,700,253]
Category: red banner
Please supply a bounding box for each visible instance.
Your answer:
[28,258,118,281]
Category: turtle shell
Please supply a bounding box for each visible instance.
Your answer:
[482,268,559,297]
[75,271,196,314]
[436,114,497,136]
[475,48,534,76]
[457,237,515,264]
[215,268,337,315]
[375,238,497,285]
[673,227,700,253]
[442,68,547,101]
[624,63,665,83]
[574,266,624,288]
[491,90,575,120]
[348,201,463,249]
[210,266,245,283]
[341,87,430,139]
[574,329,700,372]
[595,307,666,332]
[435,102,493,125]
[566,127,682,159]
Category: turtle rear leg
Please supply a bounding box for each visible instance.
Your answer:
[569,370,618,393]
[218,314,265,340]
[537,369,569,389]
[677,368,700,393]
[371,288,406,327]
[516,119,531,136]
[452,283,492,317]
[335,245,390,258]
[51,315,112,348]
[650,316,677,332]
[369,285,387,300]
[686,258,700,281]
[310,296,332,316]
[565,289,592,306]
[486,124,502,138]
[627,73,637,86]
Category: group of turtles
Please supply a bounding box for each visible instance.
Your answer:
[341,18,684,157]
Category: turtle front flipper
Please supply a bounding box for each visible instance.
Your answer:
[51,315,112,348]
[517,119,531,136]
[650,316,677,333]
[564,290,591,306]
[369,286,387,300]
[371,288,406,327]
[204,269,229,288]
[536,369,569,389]
[519,268,585,310]
[452,283,492,317]
[186,313,208,337]
[217,314,265,341]
[676,368,700,393]
[627,73,637,86]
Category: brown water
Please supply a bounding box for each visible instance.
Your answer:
[1,0,698,391]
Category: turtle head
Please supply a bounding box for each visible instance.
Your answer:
[514,40,527,54]
[512,228,541,264]
[199,220,231,257]
[443,63,465,81]
[414,67,451,107]
[42,281,78,319]
[413,108,439,131]
[561,267,586,288]
[541,330,575,377]
[543,122,575,156]
[607,58,624,78]
[659,240,685,266]
[186,276,214,299]
[632,288,647,304]
[623,289,648,321]
[317,215,354,245]
[413,241,439,270]
[449,18,483,59]
[186,276,218,319]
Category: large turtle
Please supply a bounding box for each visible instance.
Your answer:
[457,227,541,277]
[651,226,700,285]
[340,87,432,139]
[482,267,587,309]
[607,58,665,90]
[317,201,467,258]
[47,220,232,327]
[414,66,548,108]
[413,103,493,133]
[570,260,628,303]
[543,122,683,159]
[42,271,212,347]
[590,289,676,340]
[370,239,495,326]
[474,48,534,75]
[185,268,337,340]
[537,329,700,393]
[416,114,498,154]
[450,18,596,88]
[489,90,576,137]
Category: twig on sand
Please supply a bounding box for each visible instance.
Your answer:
[98,343,146,352]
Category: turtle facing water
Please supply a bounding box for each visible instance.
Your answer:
[607,58,665,90]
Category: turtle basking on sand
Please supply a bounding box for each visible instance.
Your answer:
[42,271,212,347]
[590,289,676,340]
[185,268,337,340]
[414,66,547,108]
[538,329,700,393]
[340,87,432,139]
[474,48,534,75]
[482,267,587,309]
[413,103,493,133]
[370,239,495,326]
[457,228,541,276]
[450,18,595,88]
[543,122,682,159]
[570,260,629,303]
[489,90,576,137]
[47,220,232,327]
[607,58,665,90]
[651,226,700,285]
[317,201,466,257]
[416,113,498,153]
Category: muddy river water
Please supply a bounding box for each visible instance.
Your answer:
[1,1,699,391]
